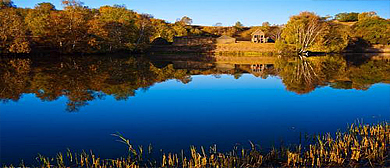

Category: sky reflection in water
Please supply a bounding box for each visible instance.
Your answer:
[1,72,389,165]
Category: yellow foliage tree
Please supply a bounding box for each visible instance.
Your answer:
[0,8,30,53]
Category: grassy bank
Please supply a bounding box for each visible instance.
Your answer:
[4,122,389,167]
[215,42,276,53]
[148,42,390,57]
[213,42,277,56]
[147,41,278,56]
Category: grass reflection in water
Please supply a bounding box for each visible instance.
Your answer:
[9,122,387,167]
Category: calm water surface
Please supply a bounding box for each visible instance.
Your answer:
[1,54,389,165]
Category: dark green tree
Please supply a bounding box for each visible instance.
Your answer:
[335,12,359,22]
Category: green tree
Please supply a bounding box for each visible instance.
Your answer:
[234,21,244,29]
[335,12,359,22]
[353,14,390,45]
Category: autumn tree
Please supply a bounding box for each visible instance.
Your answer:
[0,7,30,53]
[151,17,201,41]
[189,28,203,36]
[313,22,350,52]
[262,22,270,27]
[0,0,15,9]
[172,22,188,37]
[135,14,154,47]
[281,12,327,53]
[221,27,239,36]
[57,0,93,53]
[353,12,390,45]
[88,5,138,52]
[268,25,283,41]
[151,19,176,41]
[25,2,57,49]
[357,11,377,21]
[202,22,241,36]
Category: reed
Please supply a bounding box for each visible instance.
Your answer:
[4,122,389,167]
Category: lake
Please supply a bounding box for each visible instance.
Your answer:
[0,53,389,165]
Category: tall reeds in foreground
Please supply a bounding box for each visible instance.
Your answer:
[4,122,389,167]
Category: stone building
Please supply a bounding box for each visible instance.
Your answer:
[251,29,268,43]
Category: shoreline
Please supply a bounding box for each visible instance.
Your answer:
[1,46,390,58]
[148,42,390,56]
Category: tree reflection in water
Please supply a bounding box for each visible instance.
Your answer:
[295,56,319,85]
[0,54,389,111]
[277,56,324,94]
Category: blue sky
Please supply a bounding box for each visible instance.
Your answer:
[14,0,390,26]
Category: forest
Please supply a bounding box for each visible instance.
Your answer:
[0,0,389,54]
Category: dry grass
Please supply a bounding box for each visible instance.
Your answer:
[332,20,357,27]
[214,41,276,53]
[5,122,390,167]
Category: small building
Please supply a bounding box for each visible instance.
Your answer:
[251,29,268,43]
[216,35,236,44]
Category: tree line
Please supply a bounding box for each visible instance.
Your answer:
[0,0,204,54]
[276,12,390,53]
[1,0,389,54]
[0,0,263,55]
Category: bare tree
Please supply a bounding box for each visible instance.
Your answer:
[282,12,327,53]
[269,25,283,41]
[296,17,325,53]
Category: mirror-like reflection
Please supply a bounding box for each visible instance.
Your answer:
[1,53,389,165]
[1,54,389,111]
[0,56,191,111]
